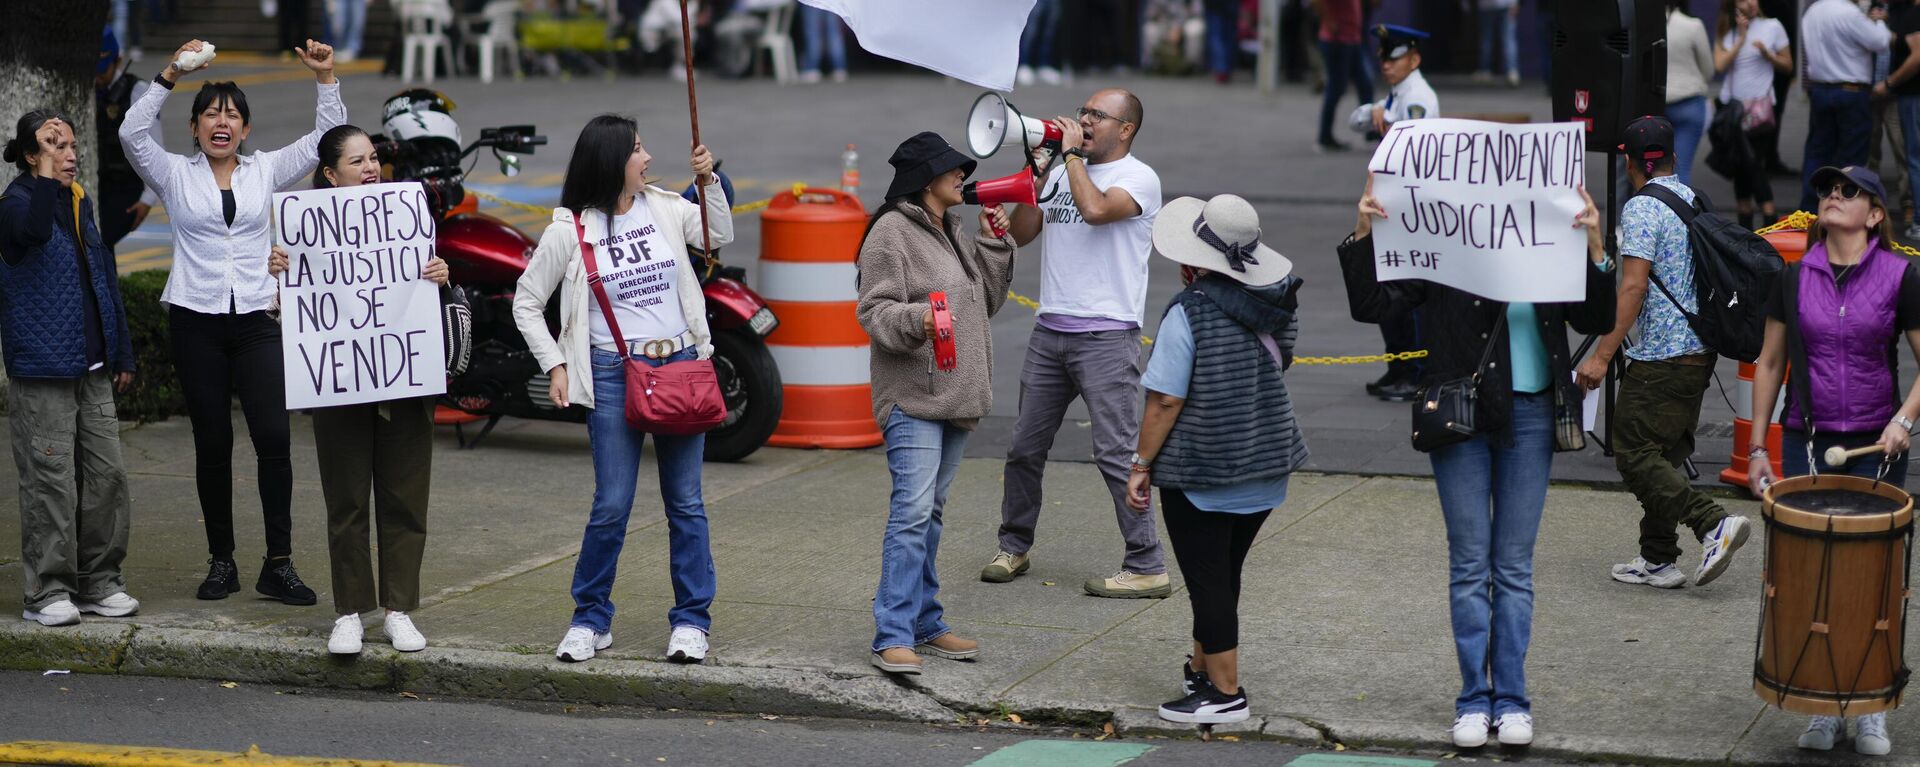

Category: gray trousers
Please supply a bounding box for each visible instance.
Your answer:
[997,326,1166,574]
[12,372,131,610]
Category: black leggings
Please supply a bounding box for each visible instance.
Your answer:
[168,307,293,559]
[1161,488,1270,655]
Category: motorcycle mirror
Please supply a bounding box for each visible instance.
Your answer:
[498,153,521,178]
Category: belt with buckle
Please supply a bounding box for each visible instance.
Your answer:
[1813,81,1870,92]
[603,331,695,360]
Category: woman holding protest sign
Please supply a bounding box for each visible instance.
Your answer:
[1338,175,1614,748]
[120,38,346,607]
[855,132,1017,676]
[267,125,449,655]
[514,115,732,666]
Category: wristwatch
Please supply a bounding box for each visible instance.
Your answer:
[1129,452,1152,472]
[1897,415,1915,432]
[1064,147,1089,160]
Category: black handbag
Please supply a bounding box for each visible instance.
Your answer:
[1411,312,1505,453]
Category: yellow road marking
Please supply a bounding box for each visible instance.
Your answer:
[0,741,453,767]
[217,60,382,87]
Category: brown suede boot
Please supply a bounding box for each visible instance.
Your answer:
[915,633,980,661]
[871,646,923,675]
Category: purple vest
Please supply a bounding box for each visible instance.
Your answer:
[1786,238,1906,433]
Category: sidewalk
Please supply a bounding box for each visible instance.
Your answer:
[0,413,1902,765]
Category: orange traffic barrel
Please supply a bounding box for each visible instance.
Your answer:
[1720,223,1807,488]
[757,187,882,449]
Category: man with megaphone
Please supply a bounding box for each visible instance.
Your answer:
[974,89,1172,601]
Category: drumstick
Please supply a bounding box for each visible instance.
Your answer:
[1824,444,1887,467]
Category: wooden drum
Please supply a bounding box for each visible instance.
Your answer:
[1755,475,1914,716]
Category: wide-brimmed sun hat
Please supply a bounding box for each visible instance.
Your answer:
[1151,194,1292,286]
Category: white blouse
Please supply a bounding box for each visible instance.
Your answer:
[119,79,347,314]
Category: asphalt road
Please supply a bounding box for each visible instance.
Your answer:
[0,670,1572,767]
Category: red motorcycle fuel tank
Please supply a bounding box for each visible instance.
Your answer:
[441,213,536,286]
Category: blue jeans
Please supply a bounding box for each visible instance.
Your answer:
[1667,96,1708,186]
[1205,8,1236,76]
[1477,7,1517,76]
[571,347,715,634]
[1021,0,1062,69]
[1782,428,1912,486]
[331,0,367,57]
[1802,85,1874,211]
[1428,392,1553,717]
[872,409,967,652]
[798,4,847,75]
[1318,40,1375,143]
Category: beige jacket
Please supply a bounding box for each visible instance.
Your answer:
[856,201,1016,429]
[513,181,732,410]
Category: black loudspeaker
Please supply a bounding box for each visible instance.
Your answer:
[1550,0,1667,153]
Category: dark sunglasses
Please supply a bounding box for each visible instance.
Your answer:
[1075,107,1132,125]
[1823,182,1866,201]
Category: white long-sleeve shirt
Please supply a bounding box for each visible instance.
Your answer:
[118,78,346,314]
[1803,0,1892,84]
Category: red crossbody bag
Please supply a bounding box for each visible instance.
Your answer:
[574,216,727,435]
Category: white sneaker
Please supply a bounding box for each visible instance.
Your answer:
[830,70,848,83]
[1453,712,1491,748]
[797,69,823,84]
[1016,65,1035,86]
[22,599,80,627]
[1905,223,1920,243]
[1856,712,1892,755]
[384,612,426,653]
[1611,556,1687,588]
[667,625,708,664]
[1038,66,1063,85]
[1695,516,1752,586]
[76,592,140,617]
[1496,712,1535,745]
[556,626,612,663]
[1799,715,1844,751]
[329,613,364,655]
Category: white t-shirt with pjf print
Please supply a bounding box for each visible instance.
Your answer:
[585,202,689,347]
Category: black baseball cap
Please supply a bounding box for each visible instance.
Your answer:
[1618,115,1674,161]
[1810,165,1889,202]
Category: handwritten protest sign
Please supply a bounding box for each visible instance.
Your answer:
[1366,119,1588,303]
[276,182,445,409]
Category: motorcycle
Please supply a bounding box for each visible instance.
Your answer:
[378,115,784,462]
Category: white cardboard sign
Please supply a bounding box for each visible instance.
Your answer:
[1366,119,1589,303]
[276,182,446,409]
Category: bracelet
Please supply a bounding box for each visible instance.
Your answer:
[1130,464,1152,474]
[1748,445,1768,457]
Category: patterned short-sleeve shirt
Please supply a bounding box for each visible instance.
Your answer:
[1620,176,1709,361]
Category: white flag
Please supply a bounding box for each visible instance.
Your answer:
[797,0,1039,92]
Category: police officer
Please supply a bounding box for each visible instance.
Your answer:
[1350,24,1439,401]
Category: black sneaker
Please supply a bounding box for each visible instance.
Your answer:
[1158,685,1250,724]
[1182,655,1214,695]
[255,558,318,606]
[1315,138,1352,154]
[1375,378,1421,402]
[1364,371,1394,398]
[197,558,240,600]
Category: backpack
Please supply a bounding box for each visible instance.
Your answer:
[1629,182,1785,362]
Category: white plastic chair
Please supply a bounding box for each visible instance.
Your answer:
[756,1,795,83]
[460,0,522,83]
[399,0,458,84]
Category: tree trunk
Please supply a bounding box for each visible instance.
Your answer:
[0,0,114,406]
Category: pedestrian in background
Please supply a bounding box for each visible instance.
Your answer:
[1714,0,1793,229]
[1882,0,1920,240]
[329,0,368,62]
[1759,0,1800,174]
[1747,166,1916,758]
[1203,0,1238,83]
[1348,25,1436,403]
[797,0,849,83]
[93,28,162,251]
[1868,0,1912,232]
[1471,0,1519,87]
[1314,0,1374,153]
[1341,176,1615,750]
[856,132,1018,676]
[1798,0,1892,211]
[0,110,140,629]
[1019,0,1066,86]
[1666,0,1716,185]
[1128,194,1304,725]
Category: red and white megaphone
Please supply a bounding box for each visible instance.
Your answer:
[966,92,1062,159]
[963,168,1038,236]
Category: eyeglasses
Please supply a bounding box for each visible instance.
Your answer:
[1824,182,1866,201]
[1076,107,1133,125]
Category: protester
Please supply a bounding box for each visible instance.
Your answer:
[1666,0,1716,185]
[797,0,849,83]
[514,115,731,665]
[1798,0,1892,212]
[1885,0,1920,240]
[1347,24,1436,403]
[94,27,162,250]
[855,132,1018,676]
[264,125,449,655]
[121,39,343,606]
[1342,176,1613,749]
[1575,117,1750,591]
[1747,166,1917,757]
[1127,194,1303,725]
[1019,0,1065,86]
[1314,0,1375,152]
[1714,0,1794,229]
[1473,0,1520,87]
[988,89,1169,599]
[0,110,139,628]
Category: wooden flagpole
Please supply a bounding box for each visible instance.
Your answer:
[679,0,714,261]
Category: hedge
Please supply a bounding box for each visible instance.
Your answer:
[118,268,185,423]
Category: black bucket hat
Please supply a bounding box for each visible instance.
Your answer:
[884,131,977,200]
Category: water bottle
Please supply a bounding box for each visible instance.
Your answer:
[840,144,860,196]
